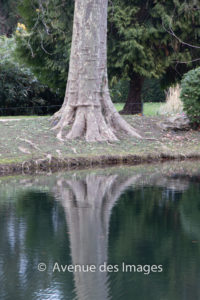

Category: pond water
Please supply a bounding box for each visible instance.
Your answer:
[0,164,200,300]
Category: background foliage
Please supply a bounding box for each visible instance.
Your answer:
[15,0,74,96]
[110,78,165,103]
[0,36,62,115]
[0,0,200,115]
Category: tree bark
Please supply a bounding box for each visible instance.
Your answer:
[52,0,141,142]
[120,73,144,115]
[0,2,7,36]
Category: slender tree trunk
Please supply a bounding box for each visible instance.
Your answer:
[120,73,144,115]
[52,0,141,142]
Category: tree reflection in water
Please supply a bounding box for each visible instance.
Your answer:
[54,173,141,300]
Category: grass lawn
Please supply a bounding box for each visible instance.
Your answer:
[115,102,161,116]
[0,109,200,171]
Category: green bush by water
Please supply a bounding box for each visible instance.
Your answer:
[181,67,200,126]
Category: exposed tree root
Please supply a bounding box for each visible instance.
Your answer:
[16,137,42,152]
[52,101,141,142]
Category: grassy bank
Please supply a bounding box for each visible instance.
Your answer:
[0,108,200,175]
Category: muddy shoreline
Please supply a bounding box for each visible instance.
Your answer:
[1,153,200,177]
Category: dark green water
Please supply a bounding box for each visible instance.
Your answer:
[0,167,200,300]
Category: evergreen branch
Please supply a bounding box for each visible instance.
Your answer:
[38,0,51,35]
[173,57,200,64]
[39,30,54,55]
[168,25,200,49]
[162,21,200,50]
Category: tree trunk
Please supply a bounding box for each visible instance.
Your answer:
[52,0,141,142]
[0,3,7,36]
[120,73,144,115]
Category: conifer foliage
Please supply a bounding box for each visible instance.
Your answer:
[16,0,74,95]
[108,0,200,114]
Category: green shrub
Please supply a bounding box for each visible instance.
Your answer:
[181,67,200,126]
[0,36,62,115]
[0,61,62,115]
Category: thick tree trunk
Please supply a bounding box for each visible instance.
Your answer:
[120,73,144,115]
[52,0,141,142]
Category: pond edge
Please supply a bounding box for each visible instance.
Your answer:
[0,153,200,177]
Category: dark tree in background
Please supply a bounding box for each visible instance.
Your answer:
[0,0,19,36]
[108,0,200,114]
